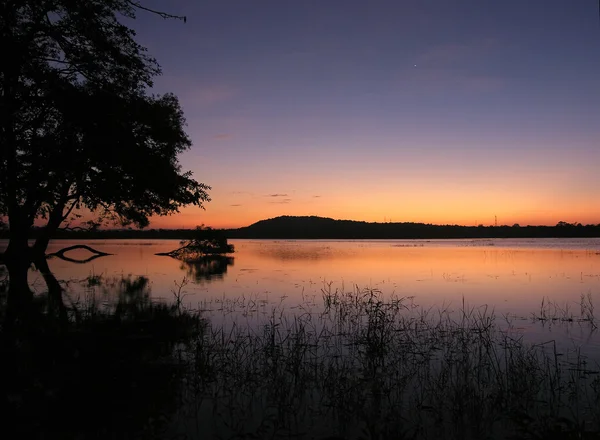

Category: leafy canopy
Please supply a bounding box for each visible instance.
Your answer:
[0,0,209,233]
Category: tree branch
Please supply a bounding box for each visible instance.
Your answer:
[60,196,80,222]
[59,225,86,232]
[127,1,187,22]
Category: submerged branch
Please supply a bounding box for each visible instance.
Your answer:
[155,243,193,258]
[48,253,108,265]
[46,244,112,264]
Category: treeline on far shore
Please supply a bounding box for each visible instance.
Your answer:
[3,216,600,241]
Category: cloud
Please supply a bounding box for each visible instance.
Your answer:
[268,199,292,204]
[213,133,233,141]
[266,194,289,198]
[230,204,242,207]
[312,195,322,198]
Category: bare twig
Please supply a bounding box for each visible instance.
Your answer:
[127,1,187,22]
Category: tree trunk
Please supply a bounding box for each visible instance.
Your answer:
[32,215,70,325]
[33,254,68,326]
[4,228,33,328]
[33,231,52,257]
[32,204,64,257]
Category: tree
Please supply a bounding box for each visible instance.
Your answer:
[157,226,235,261]
[556,221,574,227]
[0,1,208,318]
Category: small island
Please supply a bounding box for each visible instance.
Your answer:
[156,226,235,261]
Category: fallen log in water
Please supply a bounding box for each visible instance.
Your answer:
[46,244,112,264]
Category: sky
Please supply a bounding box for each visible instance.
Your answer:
[129,0,600,229]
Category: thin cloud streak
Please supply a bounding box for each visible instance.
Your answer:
[268,199,292,204]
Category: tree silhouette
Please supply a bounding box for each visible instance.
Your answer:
[157,226,235,261]
[0,1,208,320]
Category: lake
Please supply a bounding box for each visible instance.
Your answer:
[4,237,600,438]
[3,237,600,353]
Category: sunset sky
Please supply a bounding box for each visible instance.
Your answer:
[130,0,600,229]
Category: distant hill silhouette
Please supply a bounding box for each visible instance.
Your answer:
[225,216,600,239]
[7,216,599,240]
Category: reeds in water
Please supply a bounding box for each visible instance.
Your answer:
[171,284,600,440]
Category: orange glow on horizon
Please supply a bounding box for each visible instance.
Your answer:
[147,203,600,230]
[27,197,599,231]
[26,162,600,231]
[146,154,600,229]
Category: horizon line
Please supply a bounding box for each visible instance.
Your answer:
[21,215,600,231]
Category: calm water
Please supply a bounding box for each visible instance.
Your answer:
[3,238,600,352]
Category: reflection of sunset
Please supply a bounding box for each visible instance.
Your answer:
[235,242,600,314]
[38,240,600,321]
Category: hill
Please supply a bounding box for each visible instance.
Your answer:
[224,216,600,239]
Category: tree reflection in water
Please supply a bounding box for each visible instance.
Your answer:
[0,265,7,320]
[1,268,203,439]
[179,255,234,283]
[0,265,7,293]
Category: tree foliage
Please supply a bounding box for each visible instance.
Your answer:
[0,0,209,248]
[157,226,235,262]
